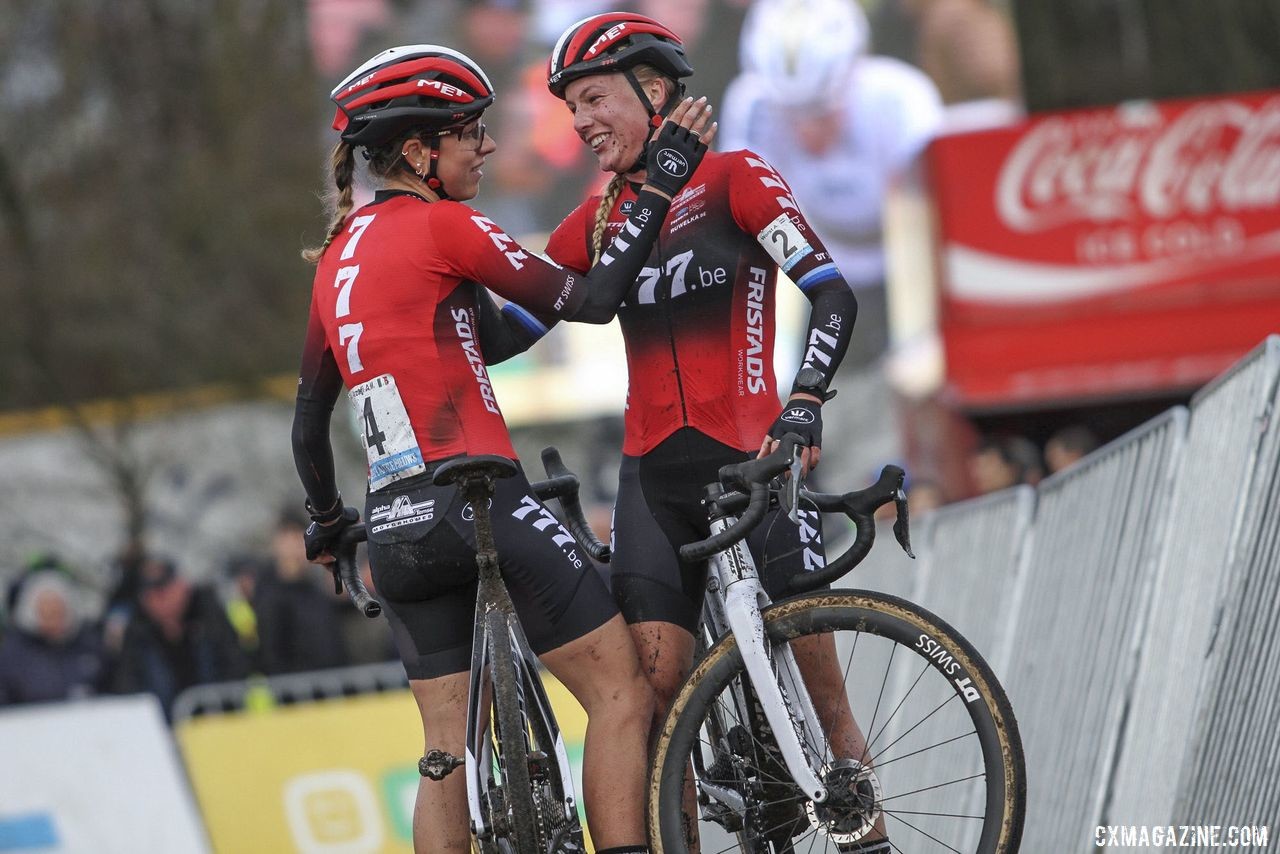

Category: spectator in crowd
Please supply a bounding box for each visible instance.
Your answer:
[721,0,943,367]
[0,566,104,705]
[109,555,249,719]
[101,543,146,658]
[222,553,265,671]
[968,434,1044,494]
[906,476,947,516]
[1045,424,1100,474]
[252,508,349,675]
[917,0,1023,134]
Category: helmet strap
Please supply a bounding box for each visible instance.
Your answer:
[622,71,687,174]
[424,137,450,201]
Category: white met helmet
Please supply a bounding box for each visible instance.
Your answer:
[740,0,870,106]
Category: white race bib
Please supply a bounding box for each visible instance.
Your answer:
[349,373,427,491]
[757,212,813,273]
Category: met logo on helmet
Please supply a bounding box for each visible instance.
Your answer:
[656,148,689,177]
[585,23,629,60]
[416,79,468,100]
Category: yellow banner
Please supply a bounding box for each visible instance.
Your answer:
[177,678,590,853]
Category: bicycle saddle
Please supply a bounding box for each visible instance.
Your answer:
[432,455,519,486]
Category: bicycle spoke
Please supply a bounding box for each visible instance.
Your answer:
[879,772,985,803]
[887,809,966,854]
[864,693,961,769]
[868,730,977,771]
[863,659,930,762]
[859,642,896,769]
[881,808,985,821]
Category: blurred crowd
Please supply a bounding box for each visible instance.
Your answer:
[0,508,396,720]
[903,424,1102,517]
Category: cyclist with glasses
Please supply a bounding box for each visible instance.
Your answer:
[540,14,889,853]
[291,44,710,854]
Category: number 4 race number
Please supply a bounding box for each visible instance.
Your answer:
[348,373,426,491]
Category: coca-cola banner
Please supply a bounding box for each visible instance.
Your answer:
[927,90,1280,408]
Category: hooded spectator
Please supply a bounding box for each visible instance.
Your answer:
[0,568,104,705]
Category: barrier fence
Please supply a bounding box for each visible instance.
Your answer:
[882,336,1280,850]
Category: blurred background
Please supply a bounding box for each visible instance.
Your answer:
[2,0,1279,851]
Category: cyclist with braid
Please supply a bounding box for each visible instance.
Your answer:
[290,45,710,854]
[540,14,890,853]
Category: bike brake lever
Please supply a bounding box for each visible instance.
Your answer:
[893,485,915,559]
[786,449,804,525]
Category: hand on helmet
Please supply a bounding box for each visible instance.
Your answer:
[642,96,716,198]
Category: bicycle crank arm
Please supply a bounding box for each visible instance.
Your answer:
[721,579,827,802]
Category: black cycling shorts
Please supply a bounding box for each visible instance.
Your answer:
[365,465,617,680]
[610,428,827,632]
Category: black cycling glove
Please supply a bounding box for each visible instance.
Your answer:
[304,505,360,562]
[643,120,709,197]
[768,398,823,449]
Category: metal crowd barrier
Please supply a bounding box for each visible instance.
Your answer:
[912,485,1036,681]
[887,335,1280,849]
[1106,336,1280,830]
[1004,408,1188,852]
[1171,338,1280,827]
[172,661,408,723]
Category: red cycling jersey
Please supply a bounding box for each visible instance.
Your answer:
[300,191,588,484]
[546,150,851,456]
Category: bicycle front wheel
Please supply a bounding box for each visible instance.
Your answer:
[649,592,1025,854]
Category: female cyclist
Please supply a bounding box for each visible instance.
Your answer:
[291,45,710,853]
[542,14,888,853]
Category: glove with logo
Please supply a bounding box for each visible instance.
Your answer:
[768,398,823,449]
[304,505,360,563]
[643,118,709,198]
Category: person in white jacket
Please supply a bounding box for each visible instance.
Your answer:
[721,0,943,366]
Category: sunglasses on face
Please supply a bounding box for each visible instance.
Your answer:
[435,122,486,151]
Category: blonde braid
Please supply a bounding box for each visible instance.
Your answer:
[590,174,627,265]
[302,141,357,264]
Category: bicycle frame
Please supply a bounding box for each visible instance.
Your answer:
[699,512,831,803]
[461,481,580,844]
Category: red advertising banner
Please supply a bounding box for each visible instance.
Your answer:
[927,90,1280,408]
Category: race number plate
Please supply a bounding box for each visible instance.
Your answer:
[348,373,426,491]
[758,212,813,273]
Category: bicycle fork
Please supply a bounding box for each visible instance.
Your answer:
[705,515,829,803]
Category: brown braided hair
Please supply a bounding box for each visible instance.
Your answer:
[302,141,357,264]
[302,133,428,264]
[589,64,674,264]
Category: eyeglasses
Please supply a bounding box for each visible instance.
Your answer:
[435,122,486,151]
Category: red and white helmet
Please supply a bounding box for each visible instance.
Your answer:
[547,12,693,99]
[740,0,870,106]
[330,45,495,148]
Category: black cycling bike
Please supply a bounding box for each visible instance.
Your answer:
[331,448,607,854]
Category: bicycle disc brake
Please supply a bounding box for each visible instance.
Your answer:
[804,758,882,845]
